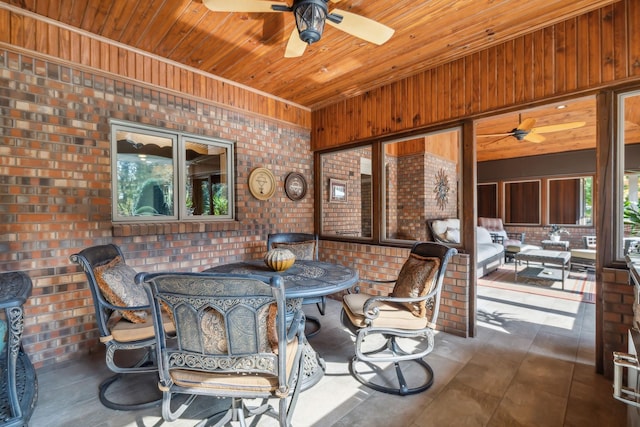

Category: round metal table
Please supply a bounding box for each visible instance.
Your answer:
[204,259,359,389]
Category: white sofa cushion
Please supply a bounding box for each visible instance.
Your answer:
[431,219,460,243]
[477,226,493,244]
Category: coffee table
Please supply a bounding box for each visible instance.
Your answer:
[515,249,571,289]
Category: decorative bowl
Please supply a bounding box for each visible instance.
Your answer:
[264,248,296,272]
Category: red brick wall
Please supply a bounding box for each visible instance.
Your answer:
[387,152,458,240]
[320,149,369,236]
[0,48,314,368]
[602,268,635,379]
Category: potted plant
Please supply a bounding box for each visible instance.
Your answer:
[548,224,568,242]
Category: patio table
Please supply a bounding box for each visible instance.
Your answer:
[204,259,359,390]
[515,249,571,290]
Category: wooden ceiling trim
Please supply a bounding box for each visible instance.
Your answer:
[0,3,310,128]
[313,3,638,149]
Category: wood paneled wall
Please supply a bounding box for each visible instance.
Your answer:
[0,6,311,129]
[312,0,640,149]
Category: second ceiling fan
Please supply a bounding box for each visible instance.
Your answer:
[203,0,394,58]
[477,117,586,143]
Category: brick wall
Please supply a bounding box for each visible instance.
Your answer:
[0,49,314,368]
[320,149,369,236]
[387,152,458,240]
[602,267,635,379]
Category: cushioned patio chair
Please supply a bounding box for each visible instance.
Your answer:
[138,271,305,427]
[267,233,322,308]
[341,242,457,395]
[478,217,536,262]
[69,244,175,410]
[267,233,325,335]
[571,236,596,269]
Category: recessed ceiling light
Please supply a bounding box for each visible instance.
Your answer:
[556,104,567,109]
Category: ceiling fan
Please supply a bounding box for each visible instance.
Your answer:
[203,0,394,58]
[477,117,586,143]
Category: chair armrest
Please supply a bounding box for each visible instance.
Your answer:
[489,233,504,244]
[506,232,525,243]
[287,309,306,342]
[361,288,437,322]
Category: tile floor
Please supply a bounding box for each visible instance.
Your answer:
[30,284,627,426]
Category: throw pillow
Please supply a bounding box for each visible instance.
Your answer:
[391,254,441,318]
[94,256,149,323]
[444,228,460,243]
[273,240,316,261]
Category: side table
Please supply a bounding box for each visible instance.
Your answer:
[541,239,570,251]
[0,272,37,427]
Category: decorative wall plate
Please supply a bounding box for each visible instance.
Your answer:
[248,167,276,200]
[284,172,307,201]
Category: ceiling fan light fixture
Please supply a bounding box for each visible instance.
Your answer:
[293,0,328,44]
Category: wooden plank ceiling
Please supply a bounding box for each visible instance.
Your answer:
[2,0,615,110]
[2,0,627,161]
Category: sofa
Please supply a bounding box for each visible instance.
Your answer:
[428,219,504,277]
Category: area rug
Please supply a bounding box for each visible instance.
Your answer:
[478,263,595,304]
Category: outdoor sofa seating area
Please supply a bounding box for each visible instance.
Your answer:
[428,218,503,277]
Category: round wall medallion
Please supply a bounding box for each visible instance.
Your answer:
[248,167,276,200]
[284,172,307,201]
[434,168,450,210]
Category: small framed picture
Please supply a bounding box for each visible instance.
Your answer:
[329,178,347,203]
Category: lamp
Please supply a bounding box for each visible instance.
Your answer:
[293,0,328,44]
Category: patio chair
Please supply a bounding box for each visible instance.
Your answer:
[267,233,325,335]
[69,244,175,410]
[138,271,306,427]
[478,217,532,262]
[267,233,323,309]
[341,242,457,395]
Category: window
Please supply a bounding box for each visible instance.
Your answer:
[318,126,462,243]
[503,180,540,224]
[111,121,234,222]
[320,146,372,238]
[548,177,593,226]
[477,183,498,218]
[383,129,461,241]
[619,89,640,257]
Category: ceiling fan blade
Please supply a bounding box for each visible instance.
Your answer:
[531,121,586,134]
[523,132,546,143]
[202,0,287,13]
[516,118,536,131]
[284,28,307,58]
[326,9,394,45]
[477,133,514,137]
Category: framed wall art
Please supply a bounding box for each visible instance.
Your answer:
[329,178,347,203]
[284,172,307,201]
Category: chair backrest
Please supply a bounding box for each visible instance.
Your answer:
[477,217,505,232]
[267,232,319,261]
[583,235,597,249]
[408,242,458,324]
[139,272,292,389]
[70,244,127,337]
[427,219,460,243]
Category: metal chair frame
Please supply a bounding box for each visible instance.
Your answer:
[138,271,305,427]
[267,233,325,336]
[70,244,161,411]
[342,242,457,395]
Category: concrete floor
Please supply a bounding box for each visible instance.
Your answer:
[30,284,626,426]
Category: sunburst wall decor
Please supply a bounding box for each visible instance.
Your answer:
[434,168,450,210]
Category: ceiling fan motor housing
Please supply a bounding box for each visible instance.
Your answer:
[293,0,329,44]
